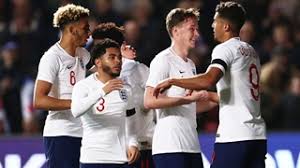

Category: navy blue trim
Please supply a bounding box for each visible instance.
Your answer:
[126,108,136,117]
[211,59,227,71]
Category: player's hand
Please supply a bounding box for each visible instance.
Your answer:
[127,146,140,164]
[102,79,123,95]
[185,89,193,96]
[195,90,209,101]
[185,90,209,102]
[153,78,172,98]
[121,42,136,60]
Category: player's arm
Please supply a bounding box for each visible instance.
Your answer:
[171,67,222,90]
[144,86,202,109]
[126,91,140,164]
[71,82,104,118]
[196,91,219,113]
[33,80,71,110]
[121,42,136,60]
[71,79,123,118]
[125,108,140,164]
[127,145,140,164]
[154,46,231,96]
[33,52,73,111]
[145,55,203,109]
[153,67,223,97]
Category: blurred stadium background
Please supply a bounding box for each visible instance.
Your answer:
[0,0,300,167]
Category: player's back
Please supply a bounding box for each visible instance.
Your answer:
[211,38,266,142]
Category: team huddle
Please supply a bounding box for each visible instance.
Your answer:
[33,1,267,168]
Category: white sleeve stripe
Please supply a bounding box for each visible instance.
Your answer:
[208,64,226,75]
[36,78,54,84]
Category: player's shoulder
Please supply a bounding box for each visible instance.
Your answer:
[40,43,61,62]
[125,60,149,73]
[136,61,149,72]
[213,42,227,51]
[212,38,242,55]
[122,58,138,72]
[75,73,94,87]
[152,47,173,63]
[76,47,90,57]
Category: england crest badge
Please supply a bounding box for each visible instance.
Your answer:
[119,89,128,102]
[79,58,85,69]
[192,68,197,75]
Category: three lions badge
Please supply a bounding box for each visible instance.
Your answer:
[119,89,128,102]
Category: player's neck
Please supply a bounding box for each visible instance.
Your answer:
[59,35,77,57]
[96,71,114,83]
[171,42,189,61]
[221,32,239,43]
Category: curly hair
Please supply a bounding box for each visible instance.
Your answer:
[92,22,125,45]
[166,8,199,37]
[53,4,89,29]
[90,38,120,64]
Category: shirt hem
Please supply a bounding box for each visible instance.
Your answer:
[152,149,201,155]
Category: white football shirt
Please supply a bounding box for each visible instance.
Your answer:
[36,42,90,137]
[121,58,155,150]
[71,73,137,163]
[146,47,200,155]
[209,37,266,143]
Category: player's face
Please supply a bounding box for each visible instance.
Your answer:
[100,47,122,77]
[74,17,90,47]
[212,13,226,42]
[176,17,199,49]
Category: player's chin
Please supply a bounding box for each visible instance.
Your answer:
[80,42,87,47]
[189,42,196,48]
[111,72,121,77]
[80,40,88,47]
[113,67,121,72]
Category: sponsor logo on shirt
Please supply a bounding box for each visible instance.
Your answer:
[179,70,185,74]
[66,65,73,69]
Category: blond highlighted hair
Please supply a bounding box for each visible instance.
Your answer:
[53,4,89,29]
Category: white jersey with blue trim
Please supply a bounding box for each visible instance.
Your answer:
[71,73,137,163]
[121,58,155,150]
[209,37,266,143]
[37,42,90,137]
[146,47,201,155]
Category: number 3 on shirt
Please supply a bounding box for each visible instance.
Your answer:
[70,71,76,85]
[96,98,105,112]
[249,64,259,101]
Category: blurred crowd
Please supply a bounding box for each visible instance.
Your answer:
[0,0,300,135]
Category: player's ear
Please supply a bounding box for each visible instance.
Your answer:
[94,58,102,68]
[69,24,76,36]
[224,23,230,32]
[172,27,178,37]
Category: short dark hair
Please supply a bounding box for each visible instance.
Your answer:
[92,23,124,45]
[216,1,246,32]
[166,8,199,37]
[90,38,120,64]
